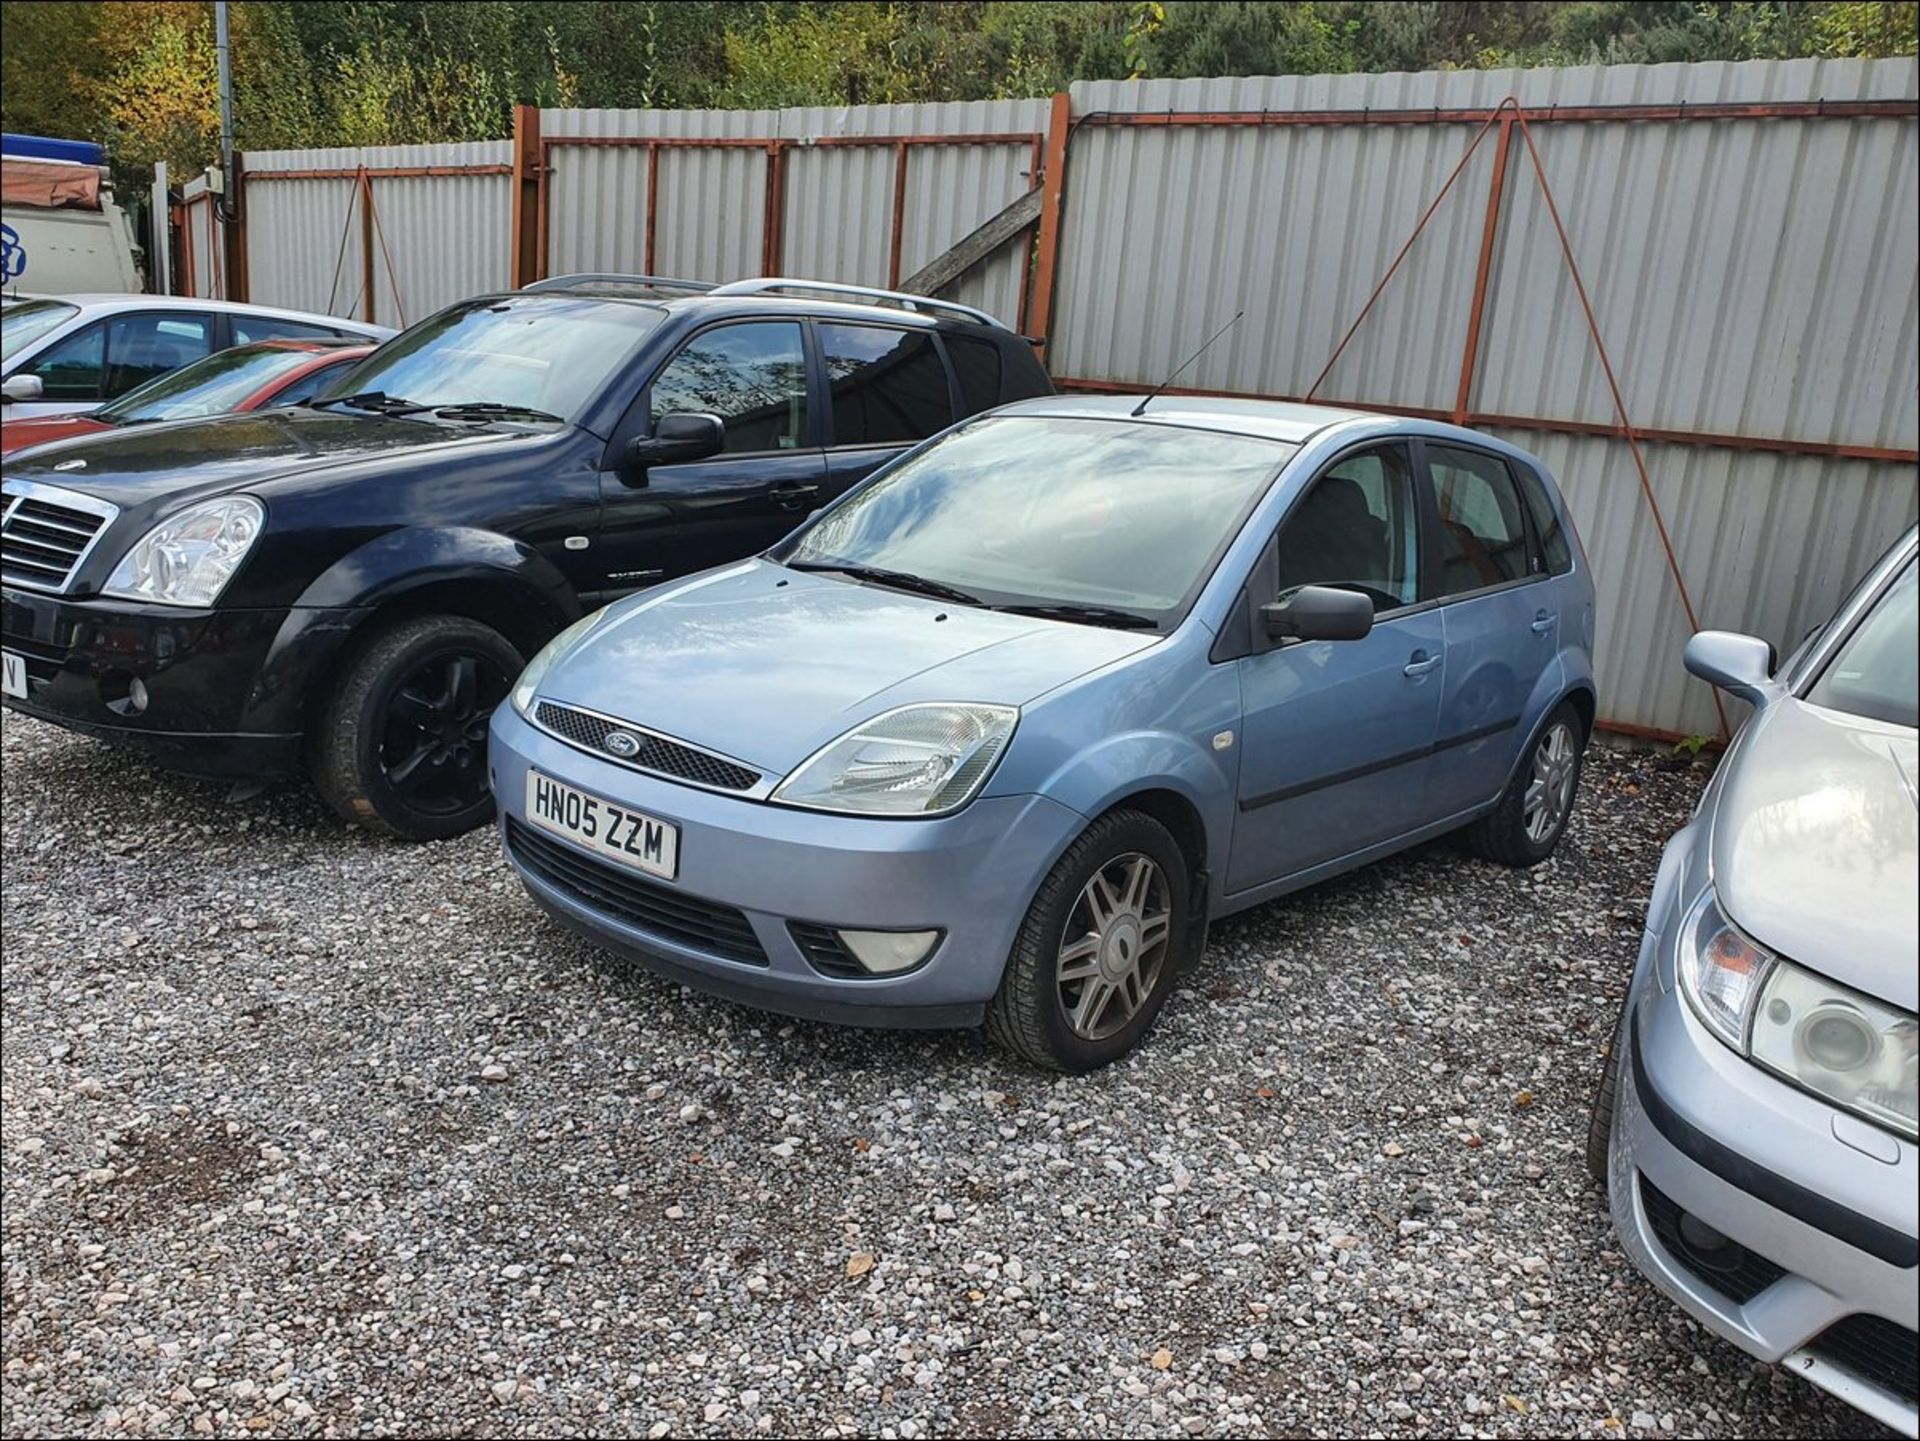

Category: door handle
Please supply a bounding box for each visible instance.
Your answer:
[1403,650,1441,677]
[1531,611,1556,634]
[769,481,821,511]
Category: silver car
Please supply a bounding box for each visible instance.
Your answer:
[1591,525,1918,1436]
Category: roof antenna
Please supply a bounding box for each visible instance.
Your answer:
[1132,310,1244,417]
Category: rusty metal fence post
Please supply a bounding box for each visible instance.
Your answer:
[510,104,543,288]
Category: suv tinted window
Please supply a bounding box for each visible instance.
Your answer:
[1426,444,1529,595]
[232,315,344,345]
[820,323,952,446]
[104,313,213,397]
[943,334,1003,415]
[1514,462,1572,574]
[1276,444,1420,612]
[25,319,105,400]
[650,321,808,453]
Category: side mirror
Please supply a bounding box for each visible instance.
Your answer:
[627,412,723,470]
[1,372,45,403]
[1684,630,1782,709]
[1261,584,1374,643]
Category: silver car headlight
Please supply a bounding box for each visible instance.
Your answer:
[771,703,1017,816]
[1679,887,1917,1140]
[103,496,263,607]
[510,606,615,718]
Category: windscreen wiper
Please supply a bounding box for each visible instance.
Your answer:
[431,401,565,424]
[995,602,1161,631]
[313,390,428,416]
[785,561,983,607]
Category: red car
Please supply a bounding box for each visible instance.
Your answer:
[0,338,376,456]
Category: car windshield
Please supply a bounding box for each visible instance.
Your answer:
[1807,558,1917,728]
[776,415,1292,624]
[2,299,79,358]
[320,295,660,423]
[98,345,325,423]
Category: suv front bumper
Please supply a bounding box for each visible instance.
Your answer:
[1,586,362,779]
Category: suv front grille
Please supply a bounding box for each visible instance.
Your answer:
[1639,1174,1786,1304]
[1808,1314,1919,1403]
[1,483,118,593]
[533,700,761,792]
[506,816,767,966]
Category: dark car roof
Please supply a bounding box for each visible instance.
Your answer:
[489,280,1020,339]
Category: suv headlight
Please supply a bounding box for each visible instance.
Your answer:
[1679,887,1917,1140]
[510,606,614,718]
[103,496,264,607]
[771,703,1017,816]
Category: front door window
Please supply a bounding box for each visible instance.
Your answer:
[1275,443,1420,612]
[649,322,808,454]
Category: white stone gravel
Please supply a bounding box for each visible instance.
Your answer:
[0,711,1891,1438]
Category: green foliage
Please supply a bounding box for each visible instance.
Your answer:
[2,0,1913,185]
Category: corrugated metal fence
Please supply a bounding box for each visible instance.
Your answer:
[193,59,1918,738]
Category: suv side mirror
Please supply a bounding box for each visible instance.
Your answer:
[1,373,45,403]
[1684,630,1782,709]
[1261,584,1374,643]
[627,412,724,469]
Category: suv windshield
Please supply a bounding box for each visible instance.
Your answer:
[2,299,80,358]
[776,415,1291,625]
[99,345,324,423]
[322,295,660,423]
[1807,558,1917,728]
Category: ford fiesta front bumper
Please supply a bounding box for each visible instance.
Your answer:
[1608,899,1919,1436]
[488,702,1088,1029]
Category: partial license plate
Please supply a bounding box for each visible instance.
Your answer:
[525,770,679,880]
[1,651,26,700]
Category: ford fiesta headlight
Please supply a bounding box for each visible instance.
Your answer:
[771,703,1017,816]
[510,606,616,718]
[1679,887,1917,1140]
[103,496,263,607]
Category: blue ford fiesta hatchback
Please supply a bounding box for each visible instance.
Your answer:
[489,396,1597,1070]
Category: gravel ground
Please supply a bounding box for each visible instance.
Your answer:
[0,711,1892,1440]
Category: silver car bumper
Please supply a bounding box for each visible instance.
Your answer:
[1608,921,1918,1438]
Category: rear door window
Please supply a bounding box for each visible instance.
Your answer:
[649,321,809,454]
[1424,444,1532,595]
[103,313,214,397]
[942,334,1003,416]
[820,323,953,446]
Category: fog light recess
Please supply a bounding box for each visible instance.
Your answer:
[837,929,940,975]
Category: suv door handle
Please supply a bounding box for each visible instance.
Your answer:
[1403,650,1441,677]
[1531,611,1556,634]
[768,481,821,511]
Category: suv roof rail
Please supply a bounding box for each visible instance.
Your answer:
[522,273,716,295]
[707,277,1009,330]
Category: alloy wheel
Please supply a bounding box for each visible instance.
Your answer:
[378,649,510,817]
[1523,721,1578,844]
[1056,852,1173,1041]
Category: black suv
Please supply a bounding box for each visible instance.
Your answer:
[0,276,1053,838]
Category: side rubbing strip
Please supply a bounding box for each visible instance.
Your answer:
[1238,715,1520,812]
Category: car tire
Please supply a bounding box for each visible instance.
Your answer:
[1586,995,1630,1184]
[312,614,521,842]
[1462,700,1586,868]
[984,808,1193,1073]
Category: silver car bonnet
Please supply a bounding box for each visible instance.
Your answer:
[1710,695,1919,1011]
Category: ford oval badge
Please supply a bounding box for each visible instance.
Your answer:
[603,729,643,759]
